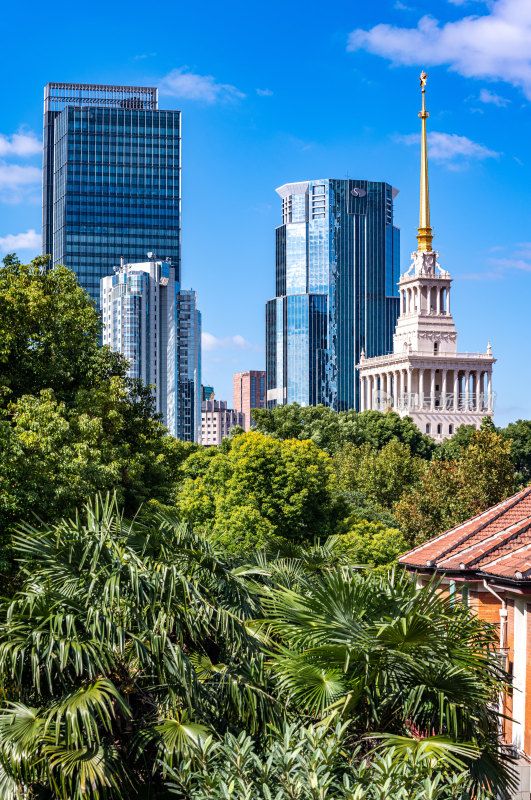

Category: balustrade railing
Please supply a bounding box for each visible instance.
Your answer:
[371,391,495,413]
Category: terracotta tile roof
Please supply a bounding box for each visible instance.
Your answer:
[399,486,531,584]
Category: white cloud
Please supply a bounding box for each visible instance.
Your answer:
[256,88,273,96]
[160,68,245,103]
[479,88,511,106]
[347,0,531,98]
[202,332,253,351]
[0,131,41,157]
[463,242,531,278]
[0,164,41,189]
[396,131,499,164]
[0,228,41,253]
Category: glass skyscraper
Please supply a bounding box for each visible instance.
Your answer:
[43,83,180,305]
[266,179,400,411]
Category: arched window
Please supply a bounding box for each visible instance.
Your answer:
[425,423,430,434]
[449,424,454,435]
[433,341,439,355]
[437,424,442,435]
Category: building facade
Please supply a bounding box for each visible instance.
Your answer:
[399,485,531,799]
[233,370,266,431]
[201,400,244,446]
[43,83,181,306]
[357,74,494,441]
[265,178,400,411]
[101,257,201,442]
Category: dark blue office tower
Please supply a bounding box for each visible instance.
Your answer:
[266,179,400,411]
[42,83,180,305]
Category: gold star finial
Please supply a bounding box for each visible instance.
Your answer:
[420,70,428,88]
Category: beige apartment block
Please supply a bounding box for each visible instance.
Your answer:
[201,400,244,446]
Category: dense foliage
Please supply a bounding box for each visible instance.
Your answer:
[0,499,511,799]
[252,404,436,458]
[395,424,515,545]
[0,498,276,798]
[176,431,343,551]
[168,723,495,800]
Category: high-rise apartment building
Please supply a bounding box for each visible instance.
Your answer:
[233,370,266,431]
[101,257,201,442]
[43,83,180,305]
[201,400,244,446]
[265,179,400,411]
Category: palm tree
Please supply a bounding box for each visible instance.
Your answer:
[0,495,278,799]
[262,568,514,797]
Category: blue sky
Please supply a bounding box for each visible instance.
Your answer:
[1,0,530,426]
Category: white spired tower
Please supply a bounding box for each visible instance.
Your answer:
[357,72,495,442]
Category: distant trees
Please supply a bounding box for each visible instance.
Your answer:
[334,439,428,509]
[251,404,435,458]
[500,418,531,483]
[395,426,515,545]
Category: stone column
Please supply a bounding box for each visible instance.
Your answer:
[447,288,451,315]
[464,370,470,412]
[360,377,365,412]
[395,369,400,410]
[441,369,447,410]
[487,371,492,412]
[453,371,459,410]
[436,289,440,315]
[475,371,481,412]
[418,368,424,409]
[430,369,436,411]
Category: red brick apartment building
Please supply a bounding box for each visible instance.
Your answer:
[400,486,531,799]
[233,370,265,431]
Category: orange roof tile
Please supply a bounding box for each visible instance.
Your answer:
[399,486,531,584]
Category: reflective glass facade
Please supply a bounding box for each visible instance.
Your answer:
[42,83,180,307]
[266,179,400,410]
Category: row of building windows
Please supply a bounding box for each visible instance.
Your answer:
[426,423,454,436]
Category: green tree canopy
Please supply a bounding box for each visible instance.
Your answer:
[333,520,409,568]
[334,439,428,509]
[434,423,478,461]
[0,256,123,405]
[395,426,515,546]
[0,256,196,576]
[500,418,531,483]
[176,431,342,552]
[0,386,193,558]
[251,404,435,458]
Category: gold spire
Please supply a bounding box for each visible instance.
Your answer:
[417,70,433,252]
